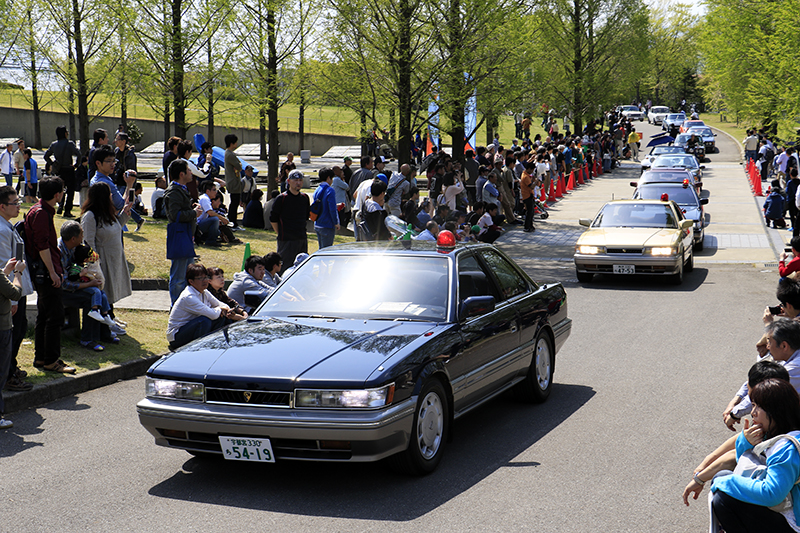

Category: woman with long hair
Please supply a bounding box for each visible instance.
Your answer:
[81,182,132,324]
[711,378,800,532]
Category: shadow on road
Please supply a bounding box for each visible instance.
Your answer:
[147,382,595,521]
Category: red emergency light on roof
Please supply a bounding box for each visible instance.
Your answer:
[437,230,457,253]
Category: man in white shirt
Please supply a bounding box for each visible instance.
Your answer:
[743,130,759,162]
[196,181,225,247]
[166,263,238,350]
[414,221,439,241]
[0,145,14,187]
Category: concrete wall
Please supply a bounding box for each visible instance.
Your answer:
[0,107,358,155]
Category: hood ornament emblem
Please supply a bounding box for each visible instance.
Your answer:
[243,391,252,402]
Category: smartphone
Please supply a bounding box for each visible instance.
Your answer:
[128,189,135,202]
[769,305,783,315]
[14,242,23,262]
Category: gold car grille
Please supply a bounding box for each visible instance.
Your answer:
[205,388,291,407]
[606,248,643,254]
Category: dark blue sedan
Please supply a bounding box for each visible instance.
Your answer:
[137,241,572,474]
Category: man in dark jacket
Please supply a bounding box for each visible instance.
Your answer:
[270,169,309,274]
[44,126,81,218]
[164,159,202,304]
[312,167,339,249]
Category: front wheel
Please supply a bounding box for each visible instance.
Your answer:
[514,332,554,403]
[576,270,593,283]
[671,251,685,285]
[390,379,449,475]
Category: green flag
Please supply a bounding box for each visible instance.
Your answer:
[241,242,251,270]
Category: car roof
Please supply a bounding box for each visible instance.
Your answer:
[651,106,670,111]
[603,199,673,206]
[312,241,494,258]
[640,170,694,181]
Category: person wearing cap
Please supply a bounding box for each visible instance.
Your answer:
[312,167,339,249]
[342,156,353,183]
[270,169,309,274]
[372,156,387,181]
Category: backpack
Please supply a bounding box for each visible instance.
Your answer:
[309,196,322,222]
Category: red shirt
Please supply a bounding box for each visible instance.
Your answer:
[24,200,62,277]
[779,256,800,278]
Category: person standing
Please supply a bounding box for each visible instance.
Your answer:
[743,130,759,163]
[223,134,243,229]
[0,186,33,392]
[12,140,25,195]
[24,176,75,373]
[332,165,351,228]
[0,254,26,428]
[44,126,81,218]
[0,144,14,188]
[348,156,373,199]
[279,152,296,193]
[627,127,640,161]
[22,150,38,204]
[89,145,136,215]
[270,169,309,274]
[312,167,339,249]
[164,159,203,304]
[162,136,181,176]
[520,162,535,233]
[87,129,109,182]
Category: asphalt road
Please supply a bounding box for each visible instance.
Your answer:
[0,119,778,532]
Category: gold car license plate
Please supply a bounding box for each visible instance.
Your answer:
[613,264,635,274]
[218,436,276,462]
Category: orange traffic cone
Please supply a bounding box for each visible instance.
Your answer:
[754,175,763,196]
[566,171,576,191]
[577,166,585,185]
[557,174,565,197]
[548,177,557,202]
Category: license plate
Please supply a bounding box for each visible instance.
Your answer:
[218,436,276,462]
[613,264,635,274]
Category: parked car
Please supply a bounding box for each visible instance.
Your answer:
[137,241,572,474]
[574,200,695,284]
[687,127,717,153]
[647,106,671,125]
[620,105,645,121]
[632,181,708,250]
[662,113,687,131]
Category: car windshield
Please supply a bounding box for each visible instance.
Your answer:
[689,128,713,136]
[636,186,698,205]
[622,106,638,112]
[651,107,670,113]
[652,146,685,155]
[594,203,678,228]
[641,171,693,183]
[256,254,450,322]
[652,155,697,169]
[667,114,685,120]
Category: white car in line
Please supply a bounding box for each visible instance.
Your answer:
[619,105,645,121]
[647,106,670,125]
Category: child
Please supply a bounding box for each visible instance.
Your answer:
[764,184,786,228]
[22,149,38,203]
[0,257,25,429]
[241,166,257,206]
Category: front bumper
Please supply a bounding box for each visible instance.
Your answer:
[137,396,416,462]
[574,253,682,275]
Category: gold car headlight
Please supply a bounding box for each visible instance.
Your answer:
[577,245,605,255]
[649,247,677,256]
[294,384,395,408]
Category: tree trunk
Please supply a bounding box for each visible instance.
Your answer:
[66,34,76,139]
[298,92,305,151]
[266,7,279,189]
[571,0,584,134]
[171,0,186,139]
[360,109,368,156]
[28,17,41,149]
[163,96,170,152]
[259,104,267,161]
[72,0,89,151]
[396,0,412,166]
[206,42,214,145]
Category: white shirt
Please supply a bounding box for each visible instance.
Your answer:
[166,285,225,341]
[778,152,790,173]
[354,179,374,217]
[197,193,213,222]
[0,150,13,174]
[151,188,165,214]
[181,157,206,179]
[477,212,494,236]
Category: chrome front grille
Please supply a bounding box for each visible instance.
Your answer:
[205,388,291,407]
[606,248,643,254]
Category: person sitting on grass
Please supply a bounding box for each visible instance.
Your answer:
[211,192,240,244]
[196,181,224,247]
[166,263,242,351]
[242,189,264,229]
[226,255,276,312]
[206,266,247,320]
[261,252,283,289]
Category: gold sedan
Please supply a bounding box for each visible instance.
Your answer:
[574,199,695,284]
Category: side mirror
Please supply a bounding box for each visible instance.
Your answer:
[244,290,265,310]
[630,181,638,187]
[700,198,709,205]
[459,295,495,321]
[680,219,694,229]
[700,166,706,170]
[579,218,592,227]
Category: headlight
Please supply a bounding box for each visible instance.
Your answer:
[145,377,204,401]
[649,247,676,256]
[577,245,605,254]
[295,384,395,408]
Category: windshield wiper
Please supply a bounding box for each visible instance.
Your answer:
[287,314,344,320]
[371,317,432,322]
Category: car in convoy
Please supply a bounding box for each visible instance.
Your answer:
[619,105,645,121]
[687,126,717,153]
[641,145,687,172]
[647,106,671,125]
[137,240,572,474]
[650,153,705,187]
[680,119,705,133]
[632,182,708,250]
[573,199,695,284]
[673,133,706,161]
[662,113,687,131]
[633,169,702,196]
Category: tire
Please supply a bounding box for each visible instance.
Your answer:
[694,233,704,252]
[686,248,694,272]
[671,251,685,285]
[541,211,549,219]
[390,379,448,475]
[576,270,593,283]
[513,332,554,403]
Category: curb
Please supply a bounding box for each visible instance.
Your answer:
[708,124,744,161]
[5,354,162,414]
[131,278,168,291]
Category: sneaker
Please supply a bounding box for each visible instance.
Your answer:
[110,325,127,336]
[113,318,127,327]
[135,219,144,232]
[0,418,13,429]
[63,213,75,218]
[4,376,33,391]
[87,309,106,323]
[14,367,27,379]
[103,315,117,328]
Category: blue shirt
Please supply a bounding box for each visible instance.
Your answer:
[90,172,125,211]
[312,181,339,229]
[24,158,38,184]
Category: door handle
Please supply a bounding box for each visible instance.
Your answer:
[510,324,518,333]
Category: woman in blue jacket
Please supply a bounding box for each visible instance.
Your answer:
[711,378,800,532]
[764,186,786,228]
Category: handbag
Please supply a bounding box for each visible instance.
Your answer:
[166,221,195,259]
[732,433,800,513]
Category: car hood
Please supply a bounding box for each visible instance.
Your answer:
[578,228,681,247]
[149,317,437,390]
[679,206,702,222]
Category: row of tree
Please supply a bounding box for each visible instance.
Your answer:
[1,0,700,187]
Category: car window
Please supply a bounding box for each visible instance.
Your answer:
[595,203,678,228]
[457,254,500,304]
[636,186,698,205]
[479,250,529,301]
